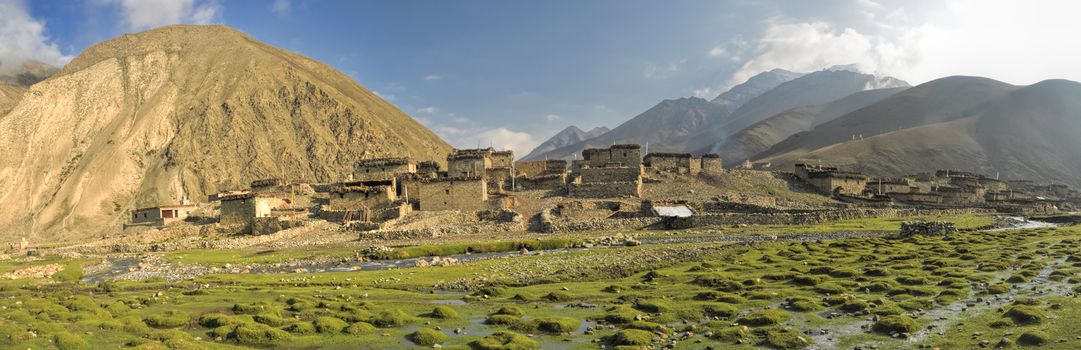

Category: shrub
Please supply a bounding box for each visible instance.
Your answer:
[0,321,31,345]
[703,303,740,318]
[634,299,671,313]
[544,291,573,302]
[515,317,580,334]
[253,313,289,327]
[232,302,272,315]
[493,306,525,316]
[829,269,857,278]
[611,329,653,346]
[1017,330,1050,346]
[839,300,870,313]
[372,310,417,328]
[792,275,822,286]
[120,316,151,336]
[1006,274,1028,283]
[313,316,348,333]
[896,276,929,285]
[695,291,746,304]
[144,311,190,328]
[604,305,641,324]
[872,315,919,334]
[787,298,822,312]
[54,332,89,350]
[694,274,743,292]
[470,331,540,350]
[283,322,316,335]
[344,322,376,335]
[813,282,846,294]
[197,313,238,328]
[430,306,459,319]
[486,314,521,326]
[738,310,791,327]
[409,328,447,346]
[763,327,812,349]
[1004,305,1046,325]
[989,319,1013,328]
[231,322,291,345]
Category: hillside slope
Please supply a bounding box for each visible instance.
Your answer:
[531,69,802,160]
[0,25,452,242]
[522,126,608,160]
[679,69,909,153]
[756,78,1081,187]
[702,87,904,165]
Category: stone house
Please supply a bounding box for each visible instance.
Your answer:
[516,173,567,191]
[328,185,397,210]
[644,152,701,174]
[569,165,642,198]
[250,178,283,193]
[866,177,912,195]
[419,176,488,211]
[355,157,416,181]
[934,186,984,205]
[701,154,722,173]
[580,144,642,169]
[491,150,514,168]
[514,159,567,176]
[806,171,868,196]
[416,161,441,178]
[219,193,284,227]
[130,203,196,226]
[447,148,493,177]
[887,192,943,205]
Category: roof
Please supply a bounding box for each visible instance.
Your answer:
[331,185,389,194]
[652,205,694,218]
[701,153,721,159]
[357,157,413,167]
[134,204,196,212]
[610,144,641,150]
[645,152,693,159]
[421,176,485,183]
[250,178,282,188]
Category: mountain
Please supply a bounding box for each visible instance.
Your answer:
[749,76,1081,186]
[754,76,1017,163]
[711,68,803,108]
[0,25,452,242]
[679,69,910,153]
[0,60,58,116]
[701,87,905,165]
[530,69,802,160]
[522,125,609,160]
[533,97,731,160]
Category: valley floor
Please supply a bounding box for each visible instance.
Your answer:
[2,213,1079,350]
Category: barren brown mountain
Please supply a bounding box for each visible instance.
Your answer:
[0,25,451,243]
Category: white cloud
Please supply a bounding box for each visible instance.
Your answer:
[643,58,686,79]
[692,87,717,99]
[415,106,439,114]
[424,74,441,81]
[732,0,1081,86]
[112,0,223,31]
[708,46,727,58]
[474,128,538,155]
[0,0,72,74]
[544,114,561,122]
[271,0,290,16]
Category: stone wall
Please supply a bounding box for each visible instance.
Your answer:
[516,173,566,191]
[328,186,396,210]
[701,155,722,173]
[582,144,642,168]
[514,160,567,176]
[806,176,867,195]
[669,208,989,229]
[568,181,641,198]
[419,177,488,211]
[579,166,642,183]
[447,157,490,177]
[491,151,514,168]
[220,196,283,227]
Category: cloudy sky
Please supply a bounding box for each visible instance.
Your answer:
[4,0,1081,155]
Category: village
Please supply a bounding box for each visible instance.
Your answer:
[124,144,1081,241]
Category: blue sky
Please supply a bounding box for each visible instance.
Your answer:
[5,0,1081,154]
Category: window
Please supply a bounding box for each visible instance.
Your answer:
[445,189,450,195]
